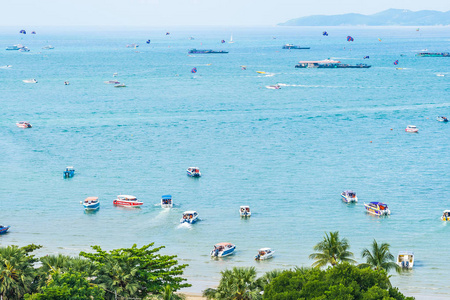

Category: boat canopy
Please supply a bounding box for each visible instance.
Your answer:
[370,202,387,209]
[240,206,250,209]
[162,195,172,199]
[118,195,137,200]
[297,60,341,64]
[215,242,233,247]
[398,251,414,256]
[85,197,98,202]
[259,248,271,252]
[183,211,197,215]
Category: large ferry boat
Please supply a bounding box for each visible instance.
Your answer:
[188,49,228,54]
[416,52,449,57]
[295,60,371,68]
[282,44,310,50]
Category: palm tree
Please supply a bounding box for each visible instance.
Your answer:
[309,231,356,268]
[203,267,262,300]
[144,285,185,300]
[358,240,400,273]
[0,245,38,299]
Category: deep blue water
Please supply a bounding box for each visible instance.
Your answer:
[0,26,449,297]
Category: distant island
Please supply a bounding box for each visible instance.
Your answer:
[279,9,450,26]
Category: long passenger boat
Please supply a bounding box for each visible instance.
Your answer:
[295,60,371,68]
[416,52,449,57]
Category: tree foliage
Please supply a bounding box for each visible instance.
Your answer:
[262,263,414,300]
[309,231,356,268]
[359,240,400,273]
[0,244,41,299]
[80,243,190,299]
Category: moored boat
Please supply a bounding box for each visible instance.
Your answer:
[126,43,139,48]
[441,210,450,221]
[255,248,274,260]
[104,80,120,84]
[63,166,75,178]
[341,190,358,203]
[180,211,199,224]
[114,83,126,88]
[23,79,37,83]
[188,49,228,54]
[397,251,414,269]
[211,242,236,257]
[16,121,32,128]
[6,44,25,50]
[364,202,390,216]
[113,195,143,207]
[161,195,173,208]
[42,45,54,50]
[437,116,448,122]
[0,225,10,234]
[282,44,310,50]
[405,125,418,133]
[187,167,201,177]
[240,206,251,217]
[416,52,449,57]
[83,197,100,210]
[295,60,371,68]
[266,85,281,89]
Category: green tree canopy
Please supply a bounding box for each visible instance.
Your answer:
[24,270,104,300]
[0,244,41,299]
[80,243,190,299]
[359,239,400,273]
[309,231,356,268]
[262,263,414,300]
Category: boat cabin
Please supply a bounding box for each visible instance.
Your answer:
[117,195,138,201]
[182,211,197,220]
[161,195,173,208]
[84,197,98,204]
[240,206,251,217]
[397,251,414,269]
[442,210,450,221]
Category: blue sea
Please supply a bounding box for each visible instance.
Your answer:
[1,26,449,298]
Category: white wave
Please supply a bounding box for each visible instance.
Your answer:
[177,223,192,230]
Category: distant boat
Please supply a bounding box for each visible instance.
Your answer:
[229,34,234,44]
[63,166,75,178]
[255,248,274,260]
[256,71,266,74]
[364,202,390,216]
[42,45,54,50]
[114,83,126,88]
[437,116,448,122]
[23,79,37,83]
[282,44,310,50]
[295,60,371,68]
[83,197,100,211]
[0,225,10,234]
[189,37,195,40]
[180,211,199,224]
[126,44,139,48]
[161,195,173,208]
[188,49,228,54]
[211,243,236,257]
[240,206,251,217]
[19,47,30,52]
[405,125,418,133]
[113,195,143,207]
[64,81,70,85]
[6,44,25,50]
[187,167,201,177]
[16,121,32,128]
[341,190,358,203]
[416,52,449,57]
[441,210,450,221]
[397,251,414,269]
[104,80,120,84]
[266,85,281,89]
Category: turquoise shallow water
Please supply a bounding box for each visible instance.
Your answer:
[1,26,449,297]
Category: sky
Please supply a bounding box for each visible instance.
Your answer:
[1,0,449,27]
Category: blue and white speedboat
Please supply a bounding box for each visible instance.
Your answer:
[161,195,173,208]
[186,167,201,177]
[83,197,100,211]
[437,116,448,122]
[211,243,236,257]
[180,211,199,224]
[341,190,358,203]
[0,225,10,234]
[63,166,75,178]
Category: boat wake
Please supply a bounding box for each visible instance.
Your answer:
[177,223,193,230]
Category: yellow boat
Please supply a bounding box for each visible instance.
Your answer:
[441,210,450,221]
[256,71,266,74]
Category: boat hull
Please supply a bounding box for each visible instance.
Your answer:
[64,170,75,178]
[161,204,173,208]
[180,216,198,224]
[113,200,143,207]
[187,172,201,177]
[0,226,10,234]
[211,246,236,257]
[84,203,100,210]
[240,212,251,217]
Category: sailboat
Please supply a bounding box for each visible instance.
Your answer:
[229,34,234,44]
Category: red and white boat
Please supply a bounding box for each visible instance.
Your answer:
[405,125,418,133]
[16,121,32,128]
[113,195,143,207]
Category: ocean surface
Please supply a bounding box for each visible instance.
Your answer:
[1,26,449,298]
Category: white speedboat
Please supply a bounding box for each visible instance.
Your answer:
[16,121,32,128]
[441,210,450,221]
[240,206,251,217]
[397,251,414,269]
[405,125,418,133]
[114,83,126,88]
[211,242,236,257]
[113,195,143,207]
[341,190,358,203]
[23,79,37,84]
[180,211,199,224]
[161,195,173,208]
[364,202,390,216]
[255,248,274,260]
[83,197,100,211]
[19,47,30,52]
[42,45,54,50]
[126,43,139,48]
[6,44,24,50]
[187,167,201,177]
[266,85,281,89]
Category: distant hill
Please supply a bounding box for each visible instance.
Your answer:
[279,9,450,26]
